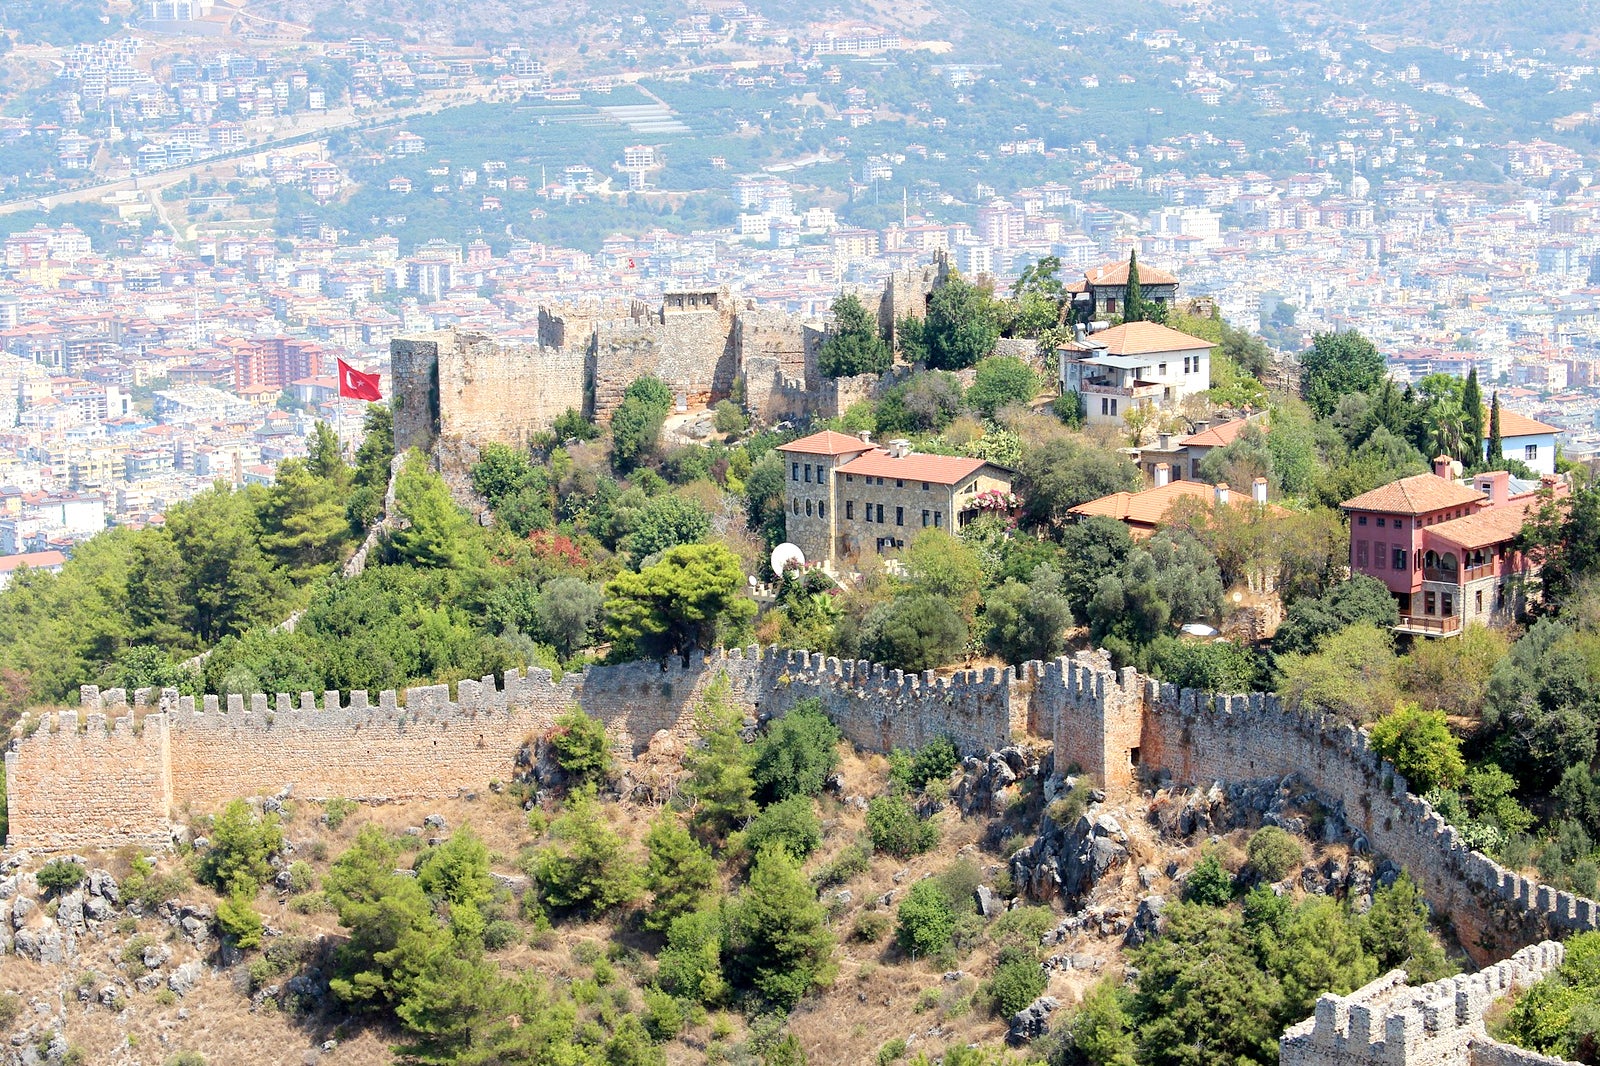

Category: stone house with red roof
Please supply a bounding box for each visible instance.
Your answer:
[1340,457,1566,637]
[775,430,1013,567]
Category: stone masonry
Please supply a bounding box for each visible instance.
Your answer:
[389,263,944,454]
[6,645,1594,1066]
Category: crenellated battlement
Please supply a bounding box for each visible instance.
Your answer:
[10,642,1600,1066]
[1282,942,1571,1066]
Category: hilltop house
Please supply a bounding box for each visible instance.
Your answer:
[1486,408,1559,477]
[1059,322,1215,426]
[1340,458,1565,636]
[1066,260,1180,319]
[1070,465,1271,537]
[776,430,1012,568]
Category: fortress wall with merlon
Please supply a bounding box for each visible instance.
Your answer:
[3,712,169,852]
[11,649,1600,973]
[1280,942,1573,1066]
[1137,685,1592,963]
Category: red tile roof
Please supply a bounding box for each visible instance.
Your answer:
[1070,479,1267,529]
[836,450,991,486]
[1425,500,1539,551]
[1178,417,1250,449]
[777,430,876,457]
[1340,473,1486,515]
[1486,409,1560,437]
[0,550,66,573]
[1082,260,1179,287]
[1088,321,1214,357]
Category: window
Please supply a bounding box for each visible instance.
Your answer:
[1442,593,1454,617]
[934,511,943,528]
[1356,540,1370,566]
[863,500,872,522]
[1475,589,1484,613]
[1424,591,1436,615]
[792,498,799,515]
[1374,542,1386,569]
[791,462,799,481]
[845,474,853,483]
[922,509,930,527]
[922,481,929,491]
[1101,397,1110,415]
[1358,515,1368,526]
[818,501,825,519]
[896,506,904,526]
[846,501,854,520]
[804,464,812,483]
[896,479,904,488]
[1111,399,1118,415]
[1159,363,1167,376]
[1376,517,1385,528]
[1393,547,1408,571]
[1526,444,1539,461]
[805,499,812,516]
[875,504,884,523]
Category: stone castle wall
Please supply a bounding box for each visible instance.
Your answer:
[1281,942,1573,1066]
[392,264,937,445]
[9,647,1598,1066]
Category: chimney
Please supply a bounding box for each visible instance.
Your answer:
[1252,477,1268,505]
[1154,463,1171,488]
[856,429,872,444]
[888,438,911,459]
[1215,482,1230,507]
[1158,432,1172,450]
[1192,419,1210,434]
[1432,454,1454,480]
[1476,470,1509,505]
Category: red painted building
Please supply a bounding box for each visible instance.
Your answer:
[1340,458,1564,636]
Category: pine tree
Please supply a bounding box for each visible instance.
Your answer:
[1123,249,1143,322]
[682,674,757,848]
[1489,391,1503,461]
[725,845,835,1009]
[1462,368,1485,466]
[643,815,719,933]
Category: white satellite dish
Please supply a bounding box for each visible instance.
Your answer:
[770,543,806,578]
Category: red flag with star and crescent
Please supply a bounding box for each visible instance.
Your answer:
[337,358,383,401]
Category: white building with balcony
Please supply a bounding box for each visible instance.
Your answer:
[1059,322,1214,426]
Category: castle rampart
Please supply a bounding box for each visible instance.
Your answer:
[1281,941,1573,1066]
[7,647,1597,1064]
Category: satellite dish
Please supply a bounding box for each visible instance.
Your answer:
[770,543,805,578]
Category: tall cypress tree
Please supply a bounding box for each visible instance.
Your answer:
[1462,368,1484,465]
[1123,249,1144,322]
[1488,391,1503,461]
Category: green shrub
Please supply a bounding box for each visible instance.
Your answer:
[642,986,684,1042]
[1368,702,1465,794]
[989,906,1057,951]
[896,881,956,959]
[876,1037,908,1064]
[549,706,612,787]
[164,1053,207,1066]
[199,799,283,896]
[866,794,939,859]
[985,947,1047,1017]
[1182,851,1235,906]
[36,860,86,896]
[752,699,840,804]
[1245,827,1304,882]
[323,797,359,830]
[286,861,315,894]
[217,889,264,950]
[0,993,20,1029]
[482,919,519,952]
[814,839,873,889]
[852,911,891,942]
[121,855,188,908]
[740,796,822,862]
[890,737,959,791]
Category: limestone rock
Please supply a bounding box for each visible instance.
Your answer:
[975,885,1003,919]
[1006,996,1059,1045]
[168,960,204,996]
[1124,895,1167,947]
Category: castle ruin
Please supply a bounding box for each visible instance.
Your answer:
[388,259,947,454]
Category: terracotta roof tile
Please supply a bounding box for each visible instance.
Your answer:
[1088,321,1214,357]
[1425,500,1538,550]
[1178,417,1250,449]
[776,430,877,457]
[1069,479,1260,527]
[1083,260,1179,287]
[837,450,991,485]
[1340,473,1486,515]
[1486,409,1560,437]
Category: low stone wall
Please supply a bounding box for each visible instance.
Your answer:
[1281,941,1574,1066]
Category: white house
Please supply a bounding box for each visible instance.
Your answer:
[1060,322,1214,426]
[1486,408,1559,477]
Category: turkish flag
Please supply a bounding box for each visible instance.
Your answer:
[337,358,382,401]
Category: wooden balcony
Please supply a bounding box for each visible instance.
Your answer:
[1395,614,1462,637]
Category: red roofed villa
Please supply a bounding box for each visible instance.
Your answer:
[1340,457,1566,637]
[776,430,1013,567]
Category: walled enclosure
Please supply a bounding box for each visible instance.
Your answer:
[9,647,1596,1066]
[389,263,944,455]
